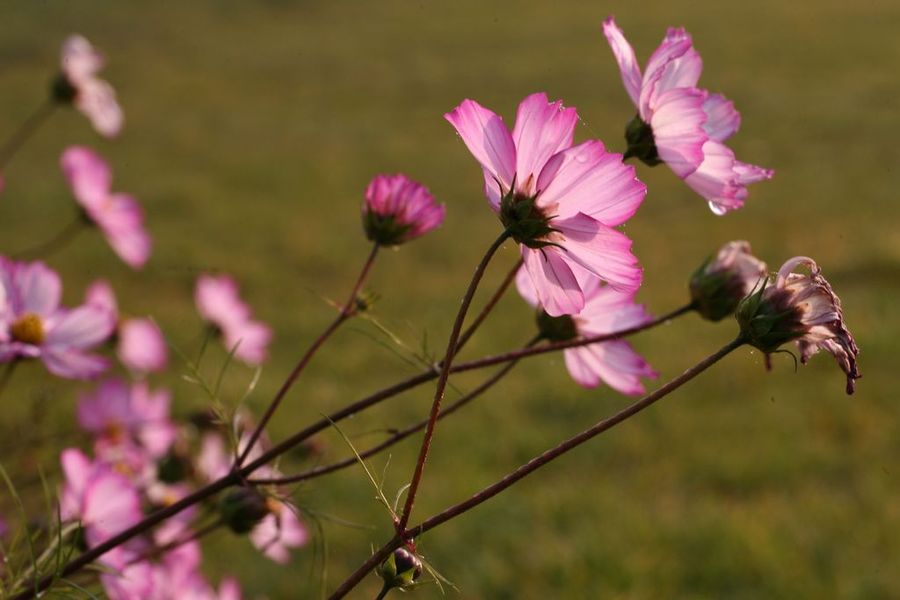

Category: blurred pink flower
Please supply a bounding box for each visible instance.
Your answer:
[446,92,645,316]
[61,147,151,268]
[77,378,176,458]
[59,448,143,546]
[58,35,123,137]
[362,173,445,245]
[85,279,168,374]
[249,497,309,564]
[517,269,657,395]
[195,274,272,365]
[0,258,114,379]
[603,17,773,214]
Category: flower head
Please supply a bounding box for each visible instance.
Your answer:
[61,147,152,268]
[195,274,272,365]
[446,92,646,316]
[690,241,767,321]
[736,256,860,394]
[248,497,308,564]
[56,35,123,137]
[0,258,114,378]
[363,174,445,245]
[603,17,773,214]
[517,269,657,395]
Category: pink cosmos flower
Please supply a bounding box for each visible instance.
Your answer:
[59,448,143,546]
[446,92,646,316]
[195,274,272,365]
[78,378,177,459]
[0,258,114,379]
[61,146,151,268]
[85,280,168,374]
[602,17,773,214]
[516,270,657,395]
[57,35,123,137]
[249,498,309,564]
[362,174,445,245]
[737,256,861,394]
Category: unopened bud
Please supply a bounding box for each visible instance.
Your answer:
[690,241,767,321]
[378,547,423,591]
[219,488,270,534]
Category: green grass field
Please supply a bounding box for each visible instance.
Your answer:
[0,1,898,598]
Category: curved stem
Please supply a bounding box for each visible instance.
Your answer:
[236,243,380,467]
[12,215,87,260]
[329,336,746,599]
[396,230,510,532]
[0,100,56,171]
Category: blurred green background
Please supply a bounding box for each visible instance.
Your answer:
[0,0,897,598]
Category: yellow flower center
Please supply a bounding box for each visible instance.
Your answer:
[10,313,45,345]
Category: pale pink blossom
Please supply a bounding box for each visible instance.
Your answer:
[98,548,155,600]
[603,17,772,214]
[61,147,151,268]
[59,448,143,546]
[58,35,123,137]
[0,258,114,379]
[195,274,272,365]
[517,269,657,395]
[690,241,768,321]
[446,92,645,316]
[85,279,168,374]
[362,173,445,245]
[249,498,309,564]
[77,378,176,458]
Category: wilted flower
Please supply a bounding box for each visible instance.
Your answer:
[517,269,657,395]
[690,241,767,321]
[61,146,152,269]
[55,34,123,137]
[446,92,645,316]
[363,174,445,245]
[85,279,168,374]
[603,17,773,214]
[0,258,114,379]
[736,256,860,394]
[195,274,272,365]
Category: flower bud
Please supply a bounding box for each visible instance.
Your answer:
[690,241,767,321]
[219,488,270,534]
[736,256,860,394]
[363,174,445,246]
[377,547,423,591]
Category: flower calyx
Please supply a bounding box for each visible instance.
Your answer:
[499,186,557,248]
[623,114,661,166]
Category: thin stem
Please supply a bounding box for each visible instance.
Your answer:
[454,258,523,354]
[236,243,380,467]
[0,100,56,171]
[329,336,746,599]
[397,230,510,533]
[12,214,87,260]
[248,348,528,486]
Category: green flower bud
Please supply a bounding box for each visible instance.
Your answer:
[690,241,767,321]
[219,488,270,534]
[378,547,423,591]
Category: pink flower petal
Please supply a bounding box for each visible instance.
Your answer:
[60,146,112,210]
[76,78,123,138]
[61,35,103,82]
[640,29,700,118]
[521,246,583,317]
[650,87,708,178]
[703,93,741,142]
[514,266,539,309]
[554,213,642,293]
[511,92,577,192]
[42,349,110,380]
[46,305,115,349]
[84,279,118,315]
[445,99,517,196]
[537,140,646,226]
[118,318,167,373]
[7,259,62,316]
[602,17,642,108]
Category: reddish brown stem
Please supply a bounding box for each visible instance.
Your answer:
[328,336,746,599]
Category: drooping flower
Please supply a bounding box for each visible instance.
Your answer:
[195,274,272,365]
[736,256,860,394]
[0,258,114,378]
[55,34,123,137]
[603,17,773,214]
[85,279,168,374]
[363,174,445,245]
[690,241,767,321]
[516,269,657,395]
[61,146,152,268]
[77,378,177,459]
[446,92,646,316]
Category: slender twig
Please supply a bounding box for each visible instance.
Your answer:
[248,348,528,486]
[328,336,746,599]
[236,243,380,467]
[15,303,691,599]
[12,214,87,260]
[454,258,523,354]
[0,100,56,171]
[397,230,510,533]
